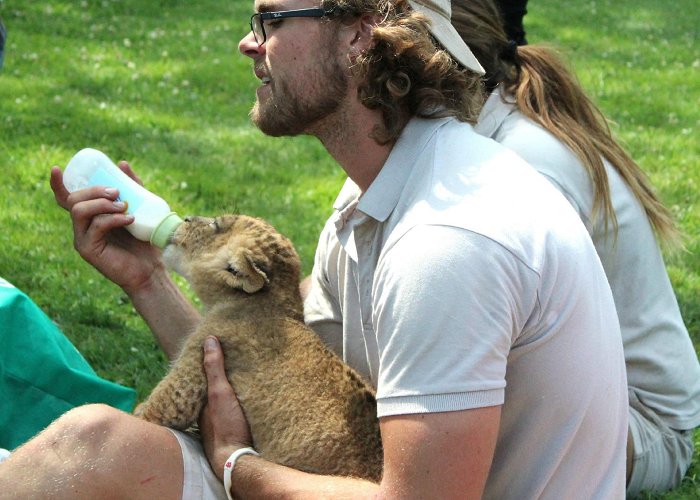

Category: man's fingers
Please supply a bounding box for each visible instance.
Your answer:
[203,336,230,394]
[118,161,144,186]
[69,195,132,241]
[52,160,143,214]
[50,166,71,210]
[199,335,253,464]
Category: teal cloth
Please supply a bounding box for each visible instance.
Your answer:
[0,278,136,450]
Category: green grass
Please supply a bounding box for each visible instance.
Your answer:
[0,0,345,396]
[1,0,698,496]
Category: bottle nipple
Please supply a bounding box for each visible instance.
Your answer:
[150,212,184,248]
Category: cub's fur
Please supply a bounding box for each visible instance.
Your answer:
[136,214,382,482]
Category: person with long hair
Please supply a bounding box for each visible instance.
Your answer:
[452,0,700,496]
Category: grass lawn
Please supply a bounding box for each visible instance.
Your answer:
[1,0,698,497]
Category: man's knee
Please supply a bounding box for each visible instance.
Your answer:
[58,403,128,431]
[4,404,185,498]
[37,404,131,455]
[5,404,136,490]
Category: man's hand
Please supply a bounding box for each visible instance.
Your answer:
[199,336,253,478]
[49,160,201,360]
[49,161,164,295]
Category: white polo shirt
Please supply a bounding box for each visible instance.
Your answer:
[305,116,627,498]
[475,90,700,431]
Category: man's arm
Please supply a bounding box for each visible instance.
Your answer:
[50,164,200,359]
[200,337,501,499]
[126,267,200,358]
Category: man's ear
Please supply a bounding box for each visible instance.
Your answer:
[345,12,382,60]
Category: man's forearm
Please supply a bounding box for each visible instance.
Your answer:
[231,454,380,499]
[128,268,201,360]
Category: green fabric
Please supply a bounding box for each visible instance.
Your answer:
[0,278,136,450]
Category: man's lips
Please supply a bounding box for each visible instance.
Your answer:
[254,66,271,85]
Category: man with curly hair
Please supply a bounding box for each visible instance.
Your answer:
[5,0,628,498]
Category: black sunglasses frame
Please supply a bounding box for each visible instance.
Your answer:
[249,7,336,45]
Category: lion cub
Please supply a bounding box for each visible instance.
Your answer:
[136,214,382,482]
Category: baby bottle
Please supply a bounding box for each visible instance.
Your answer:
[63,148,183,248]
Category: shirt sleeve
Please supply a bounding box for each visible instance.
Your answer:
[371,224,539,417]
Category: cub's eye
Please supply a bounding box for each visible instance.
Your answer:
[209,219,221,233]
[225,264,240,276]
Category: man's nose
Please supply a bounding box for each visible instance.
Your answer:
[239,31,264,58]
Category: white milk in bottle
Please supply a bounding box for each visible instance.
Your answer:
[63,148,183,248]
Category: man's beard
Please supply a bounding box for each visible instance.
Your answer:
[250,43,349,137]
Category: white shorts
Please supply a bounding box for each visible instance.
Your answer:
[627,389,695,498]
[169,429,228,500]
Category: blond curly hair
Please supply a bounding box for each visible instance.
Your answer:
[324,0,484,144]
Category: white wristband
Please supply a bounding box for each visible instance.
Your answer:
[223,447,259,500]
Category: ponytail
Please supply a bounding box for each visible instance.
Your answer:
[452,0,680,247]
[510,46,680,246]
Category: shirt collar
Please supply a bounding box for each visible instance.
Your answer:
[357,116,452,222]
[329,116,458,261]
[331,116,454,236]
[474,86,517,138]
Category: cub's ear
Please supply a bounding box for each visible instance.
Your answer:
[224,249,270,294]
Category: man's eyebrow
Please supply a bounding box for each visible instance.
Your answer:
[255,1,279,13]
